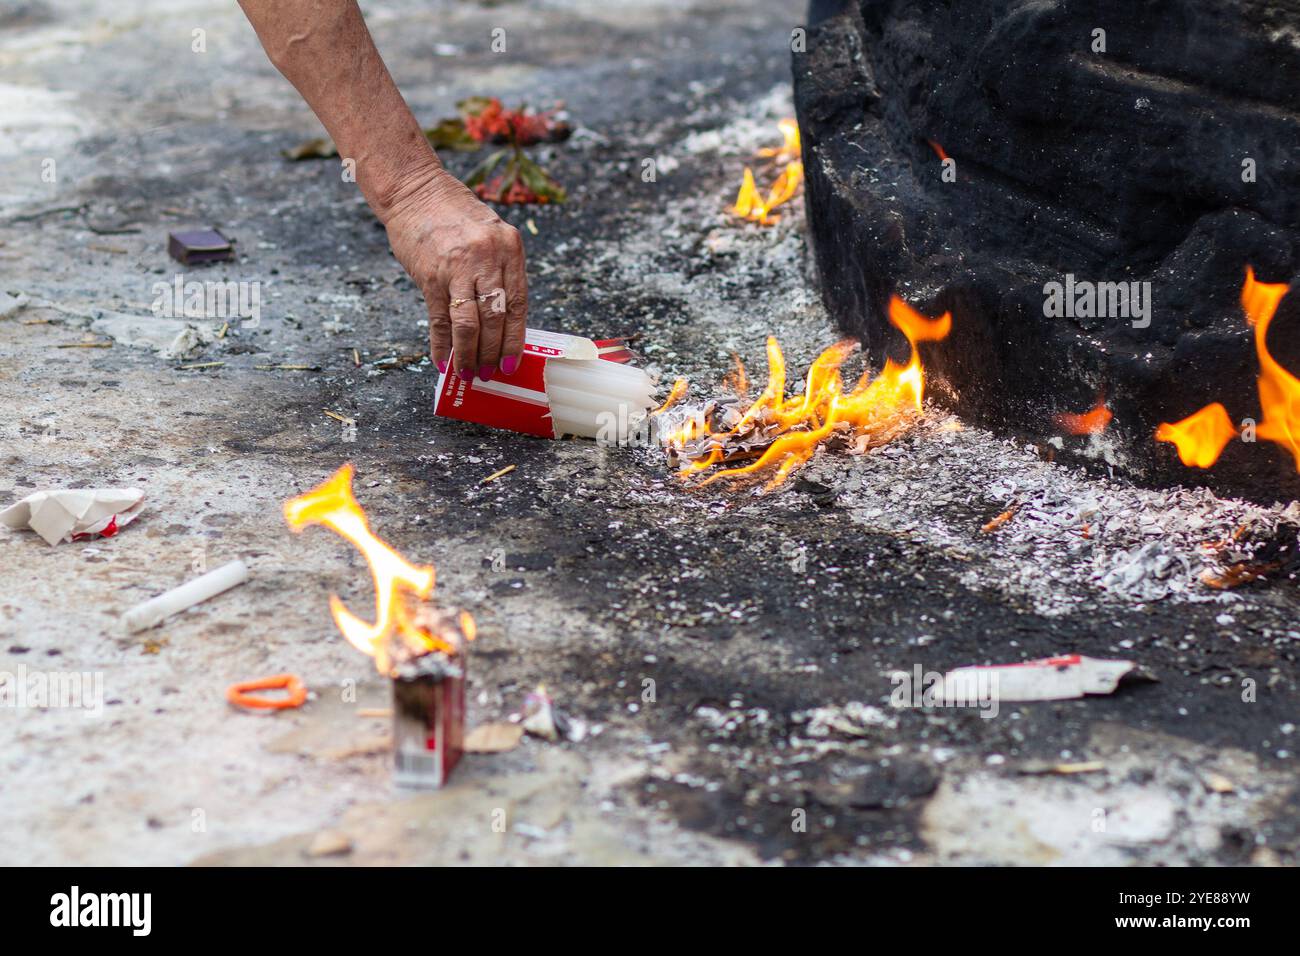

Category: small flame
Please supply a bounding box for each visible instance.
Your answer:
[1155,403,1237,468]
[1056,400,1112,435]
[926,139,949,162]
[732,119,804,226]
[666,295,951,490]
[283,464,471,674]
[722,353,750,398]
[758,118,801,164]
[1155,267,1297,471]
[651,377,689,415]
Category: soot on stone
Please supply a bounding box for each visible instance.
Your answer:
[794,0,1300,502]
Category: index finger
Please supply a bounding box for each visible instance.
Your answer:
[428,289,452,374]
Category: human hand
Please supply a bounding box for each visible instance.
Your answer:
[383,166,527,380]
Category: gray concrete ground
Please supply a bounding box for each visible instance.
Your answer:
[1,0,1297,866]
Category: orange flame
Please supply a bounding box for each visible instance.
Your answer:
[651,377,689,415]
[732,119,804,226]
[1243,266,1300,470]
[1155,267,1298,471]
[1242,265,1289,328]
[1055,399,1113,435]
[926,139,949,162]
[722,352,750,398]
[1155,402,1237,468]
[666,295,951,490]
[283,464,470,673]
[758,118,801,164]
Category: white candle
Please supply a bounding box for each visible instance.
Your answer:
[546,369,654,408]
[547,403,605,438]
[122,559,250,633]
[547,360,654,394]
[547,384,650,415]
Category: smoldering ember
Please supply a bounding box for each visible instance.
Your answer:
[1,0,1299,882]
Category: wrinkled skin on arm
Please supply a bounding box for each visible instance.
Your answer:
[238,0,526,378]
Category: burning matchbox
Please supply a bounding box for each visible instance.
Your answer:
[390,607,473,790]
[284,465,477,791]
[435,328,655,440]
[392,648,467,790]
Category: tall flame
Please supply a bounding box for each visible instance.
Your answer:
[283,464,470,673]
[666,294,951,490]
[1155,267,1297,471]
[1243,266,1300,470]
[732,119,804,226]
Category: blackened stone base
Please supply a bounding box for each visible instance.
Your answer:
[793,0,1300,502]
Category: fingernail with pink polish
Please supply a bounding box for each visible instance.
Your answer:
[501,355,519,375]
[478,365,494,382]
[458,367,474,381]
[437,359,448,374]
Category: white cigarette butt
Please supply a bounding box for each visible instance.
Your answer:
[122,559,250,634]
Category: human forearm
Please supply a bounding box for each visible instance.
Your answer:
[238,0,438,221]
[237,0,529,379]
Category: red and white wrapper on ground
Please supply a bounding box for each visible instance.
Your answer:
[434,329,655,439]
[942,654,1144,702]
[0,488,145,546]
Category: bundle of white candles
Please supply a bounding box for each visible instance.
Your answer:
[546,358,657,439]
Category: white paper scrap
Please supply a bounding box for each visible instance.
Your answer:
[942,654,1143,703]
[0,488,146,546]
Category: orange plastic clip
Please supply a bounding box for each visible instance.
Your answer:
[226,673,307,710]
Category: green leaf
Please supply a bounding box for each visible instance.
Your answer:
[455,96,498,117]
[464,149,508,188]
[281,137,338,161]
[423,119,479,152]
[516,153,567,203]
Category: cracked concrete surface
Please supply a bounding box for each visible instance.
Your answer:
[1,0,1297,866]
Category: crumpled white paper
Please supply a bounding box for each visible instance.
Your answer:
[89,312,217,360]
[0,292,29,319]
[0,488,146,545]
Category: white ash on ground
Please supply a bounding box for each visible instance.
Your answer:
[4,0,1297,867]
[557,83,823,381]
[798,417,1300,616]
[571,102,1300,620]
